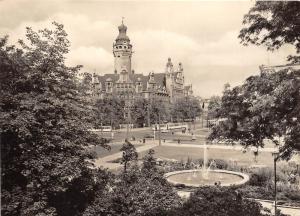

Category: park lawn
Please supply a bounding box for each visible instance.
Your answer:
[139,145,275,167]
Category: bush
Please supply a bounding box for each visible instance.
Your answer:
[248,168,273,187]
[238,185,274,200]
[168,186,268,216]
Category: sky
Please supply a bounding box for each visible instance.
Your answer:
[0,0,296,98]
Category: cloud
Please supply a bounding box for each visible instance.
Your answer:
[0,1,296,98]
[66,46,113,73]
[131,29,199,73]
[0,13,116,75]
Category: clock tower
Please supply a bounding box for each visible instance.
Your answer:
[113,19,133,74]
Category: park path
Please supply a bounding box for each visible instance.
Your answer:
[93,141,278,170]
[258,200,300,216]
[94,141,159,170]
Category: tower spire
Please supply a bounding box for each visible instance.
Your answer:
[122,17,124,24]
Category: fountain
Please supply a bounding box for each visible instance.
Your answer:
[165,141,249,187]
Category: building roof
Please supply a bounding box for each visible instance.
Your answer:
[96,74,119,87]
[95,72,167,92]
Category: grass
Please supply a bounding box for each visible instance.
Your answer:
[139,146,275,167]
[94,143,142,158]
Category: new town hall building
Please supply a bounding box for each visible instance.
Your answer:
[91,21,193,103]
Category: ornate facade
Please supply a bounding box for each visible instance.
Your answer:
[91,21,193,103]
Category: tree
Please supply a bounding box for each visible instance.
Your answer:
[131,98,148,127]
[94,96,125,129]
[168,186,283,216]
[149,98,170,124]
[141,149,158,177]
[84,172,181,216]
[171,97,202,123]
[209,68,300,159]
[84,154,181,216]
[120,140,138,173]
[239,1,300,63]
[207,96,221,119]
[0,22,108,215]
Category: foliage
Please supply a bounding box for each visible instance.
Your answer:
[248,168,273,187]
[0,22,108,215]
[120,140,138,173]
[131,98,149,127]
[171,97,202,122]
[94,96,125,128]
[207,95,221,119]
[84,150,181,216]
[240,164,300,205]
[168,186,272,216]
[208,69,300,159]
[239,1,300,63]
[149,98,170,124]
[130,97,171,126]
[141,149,158,176]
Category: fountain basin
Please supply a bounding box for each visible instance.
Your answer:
[165,169,249,187]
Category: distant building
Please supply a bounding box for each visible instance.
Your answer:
[259,64,300,74]
[91,21,193,103]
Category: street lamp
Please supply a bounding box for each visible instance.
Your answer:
[158,112,161,146]
[272,150,280,216]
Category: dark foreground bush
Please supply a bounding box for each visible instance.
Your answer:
[167,186,287,216]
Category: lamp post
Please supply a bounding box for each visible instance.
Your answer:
[158,113,161,146]
[125,101,131,141]
[272,150,280,216]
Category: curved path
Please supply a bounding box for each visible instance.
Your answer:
[94,141,159,170]
[94,141,279,170]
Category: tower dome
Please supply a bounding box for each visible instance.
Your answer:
[116,21,130,42]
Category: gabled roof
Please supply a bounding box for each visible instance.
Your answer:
[129,74,149,90]
[96,74,119,87]
[95,72,167,91]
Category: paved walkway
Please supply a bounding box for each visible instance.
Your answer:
[259,200,300,216]
[94,141,159,170]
